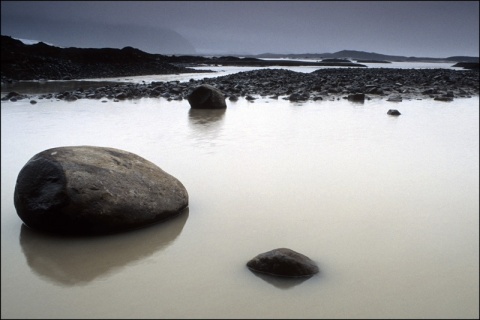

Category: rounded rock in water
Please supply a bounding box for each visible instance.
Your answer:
[14,146,189,235]
[387,109,401,115]
[247,248,319,278]
[187,84,227,109]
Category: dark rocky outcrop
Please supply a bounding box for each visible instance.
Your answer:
[247,248,319,278]
[1,35,366,82]
[187,84,227,109]
[0,35,206,81]
[452,62,479,70]
[14,146,189,235]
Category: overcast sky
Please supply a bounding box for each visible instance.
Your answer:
[1,1,479,57]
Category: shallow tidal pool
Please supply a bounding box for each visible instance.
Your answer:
[1,96,479,319]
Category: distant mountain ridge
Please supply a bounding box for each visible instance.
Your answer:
[246,50,479,63]
[2,35,478,81]
[1,14,197,55]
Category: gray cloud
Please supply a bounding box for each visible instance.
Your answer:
[1,1,478,57]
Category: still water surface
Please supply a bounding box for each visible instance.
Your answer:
[1,92,479,318]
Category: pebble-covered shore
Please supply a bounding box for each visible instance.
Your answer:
[2,67,479,103]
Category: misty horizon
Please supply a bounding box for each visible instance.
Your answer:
[1,1,479,58]
[5,34,479,61]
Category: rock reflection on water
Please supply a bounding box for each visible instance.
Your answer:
[249,270,318,289]
[19,208,188,286]
[188,108,226,126]
[188,108,226,150]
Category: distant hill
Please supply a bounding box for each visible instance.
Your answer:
[445,56,480,63]
[0,35,201,80]
[1,14,197,55]
[248,50,479,63]
[0,35,365,81]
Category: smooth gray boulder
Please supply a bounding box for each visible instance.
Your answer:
[187,84,227,109]
[247,248,319,278]
[14,146,188,235]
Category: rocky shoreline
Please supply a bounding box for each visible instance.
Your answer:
[2,67,478,103]
[1,35,365,82]
[2,35,478,103]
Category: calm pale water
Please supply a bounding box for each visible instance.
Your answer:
[1,77,479,318]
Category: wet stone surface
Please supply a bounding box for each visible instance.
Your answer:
[247,248,319,278]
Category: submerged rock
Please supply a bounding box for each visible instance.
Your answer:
[14,146,189,235]
[247,248,319,278]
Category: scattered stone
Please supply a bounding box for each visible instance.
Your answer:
[30,100,37,104]
[2,91,21,100]
[14,146,189,235]
[347,93,365,102]
[247,248,319,278]
[2,64,478,103]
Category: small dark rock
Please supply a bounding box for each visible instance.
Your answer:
[115,92,127,100]
[247,248,319,278]
[347,93,365,102]
[387,109,401,115]
[3,91,21,100]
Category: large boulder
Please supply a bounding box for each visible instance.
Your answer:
[187,84,227,109]
[247,248,319,278]
[14,146,189,235]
